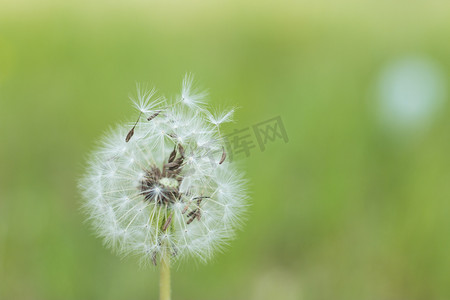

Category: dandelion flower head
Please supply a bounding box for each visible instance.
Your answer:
[80,75,247,265]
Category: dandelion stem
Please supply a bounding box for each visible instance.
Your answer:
[159,248,171,300]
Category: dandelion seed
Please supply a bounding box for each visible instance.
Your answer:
[181,73,208,109]
[206,107,235,126]
[219,146,227,164]
[131,85,165,115]
[147,110,161,121]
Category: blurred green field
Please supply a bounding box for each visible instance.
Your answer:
[1,1,450,299]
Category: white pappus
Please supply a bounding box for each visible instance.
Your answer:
[80,75,248,266]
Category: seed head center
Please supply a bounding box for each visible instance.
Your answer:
[159,177,179,189]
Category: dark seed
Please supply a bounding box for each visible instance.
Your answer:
[167,157,183,170]
[187,215,196,225]
[151,251,157,266]
[147,111,161,121]
[162,213,173,232]
[125,127,135,142]
[168,146,177,163]
[126,112,142,142]
[186,209,196,218]
[193,196,209,201]
[164,162,179,169]
[219,146,226,164]
[171,246,178,257]
[178,144,185,157]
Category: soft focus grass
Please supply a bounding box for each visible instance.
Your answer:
[1,1,450,299]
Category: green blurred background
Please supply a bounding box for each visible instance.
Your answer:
[1,1,450,299]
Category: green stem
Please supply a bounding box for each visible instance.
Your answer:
[159,249,171,300]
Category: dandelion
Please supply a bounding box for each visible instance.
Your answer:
[80,74,248,300]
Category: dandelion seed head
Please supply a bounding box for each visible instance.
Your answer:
[80,75,248,266]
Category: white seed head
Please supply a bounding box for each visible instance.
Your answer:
[80,75,248,266]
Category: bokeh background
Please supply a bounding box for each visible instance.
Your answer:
[1,1,450,299]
